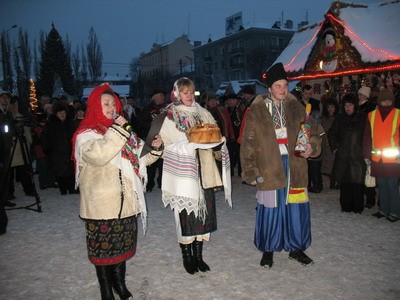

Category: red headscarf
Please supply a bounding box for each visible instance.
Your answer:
[72,84,122,162]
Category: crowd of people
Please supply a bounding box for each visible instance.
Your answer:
[0,66,399,299]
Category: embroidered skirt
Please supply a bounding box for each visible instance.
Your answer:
[83,216,137,266]
[179,188,217,236]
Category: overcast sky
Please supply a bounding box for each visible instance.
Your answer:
[1,0,380,77]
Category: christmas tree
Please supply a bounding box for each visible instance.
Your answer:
[37,23,75,96]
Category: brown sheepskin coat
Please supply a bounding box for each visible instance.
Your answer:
[240,93,320,190]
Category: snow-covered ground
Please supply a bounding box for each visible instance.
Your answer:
[1,175,399,300]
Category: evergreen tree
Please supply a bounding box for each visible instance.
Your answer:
[37,24,75,97]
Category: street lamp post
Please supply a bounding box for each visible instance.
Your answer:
[1,25,18,90]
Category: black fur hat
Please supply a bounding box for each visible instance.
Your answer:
[265,63,288,87]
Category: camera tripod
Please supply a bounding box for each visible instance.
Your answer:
[1,127,42,213]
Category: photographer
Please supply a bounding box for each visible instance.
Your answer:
[8,96,35,199]
[0,88,14,234]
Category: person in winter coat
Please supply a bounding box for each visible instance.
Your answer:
[241,63,321,268]
[203,92,235,141]
[363,89,400,222]
[157,77,232,275]
[321,98,340,189]
[72,84,163,299]
[72,107,85,132]
[358,86,376,113]
[300,85,323,193]
[41,101,76,195]
[204,92,235,177]
[358,86,377,209]
[300,85,321,120]
[328,93,366,213]
[124,95,141,134]
[32,112,49,190]
[226,93,244,176]
[0,88,14,233]
[8,98,35,198]
[237,85,257,145]
[136,90,166,141]
[137,90,166,192]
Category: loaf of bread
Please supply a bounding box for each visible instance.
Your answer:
[188,123,222,143]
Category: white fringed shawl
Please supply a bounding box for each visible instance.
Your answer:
[160,101,232,219]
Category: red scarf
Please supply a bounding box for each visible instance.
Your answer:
[72,84,123,164]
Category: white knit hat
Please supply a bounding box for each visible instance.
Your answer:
[358,86,371,98]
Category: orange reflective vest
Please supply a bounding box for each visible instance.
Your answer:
[369,108,400,163]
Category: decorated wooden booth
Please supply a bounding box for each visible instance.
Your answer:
[274,1,400,101]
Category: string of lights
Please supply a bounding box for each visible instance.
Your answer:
[289,64,400,81]
[327,13,400,61]
[284,21,324,69]
[29,78,38,110]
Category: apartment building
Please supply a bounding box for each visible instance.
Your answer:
[193,25,294,91]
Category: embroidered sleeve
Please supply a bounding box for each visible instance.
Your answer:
[77,128,128,167]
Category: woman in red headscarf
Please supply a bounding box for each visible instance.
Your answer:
[72,84,163,300]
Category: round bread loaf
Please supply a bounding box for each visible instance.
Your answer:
[188,123,222,143]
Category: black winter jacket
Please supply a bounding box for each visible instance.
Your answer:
[41,115,75,177]
[328,111,366,183]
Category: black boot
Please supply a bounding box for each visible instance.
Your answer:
[192,240,210,272]
[95,265,115,300]
[111,262,132,300]
[260,252,273,268]
[289,250,314,266]
[179,243,198,274]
